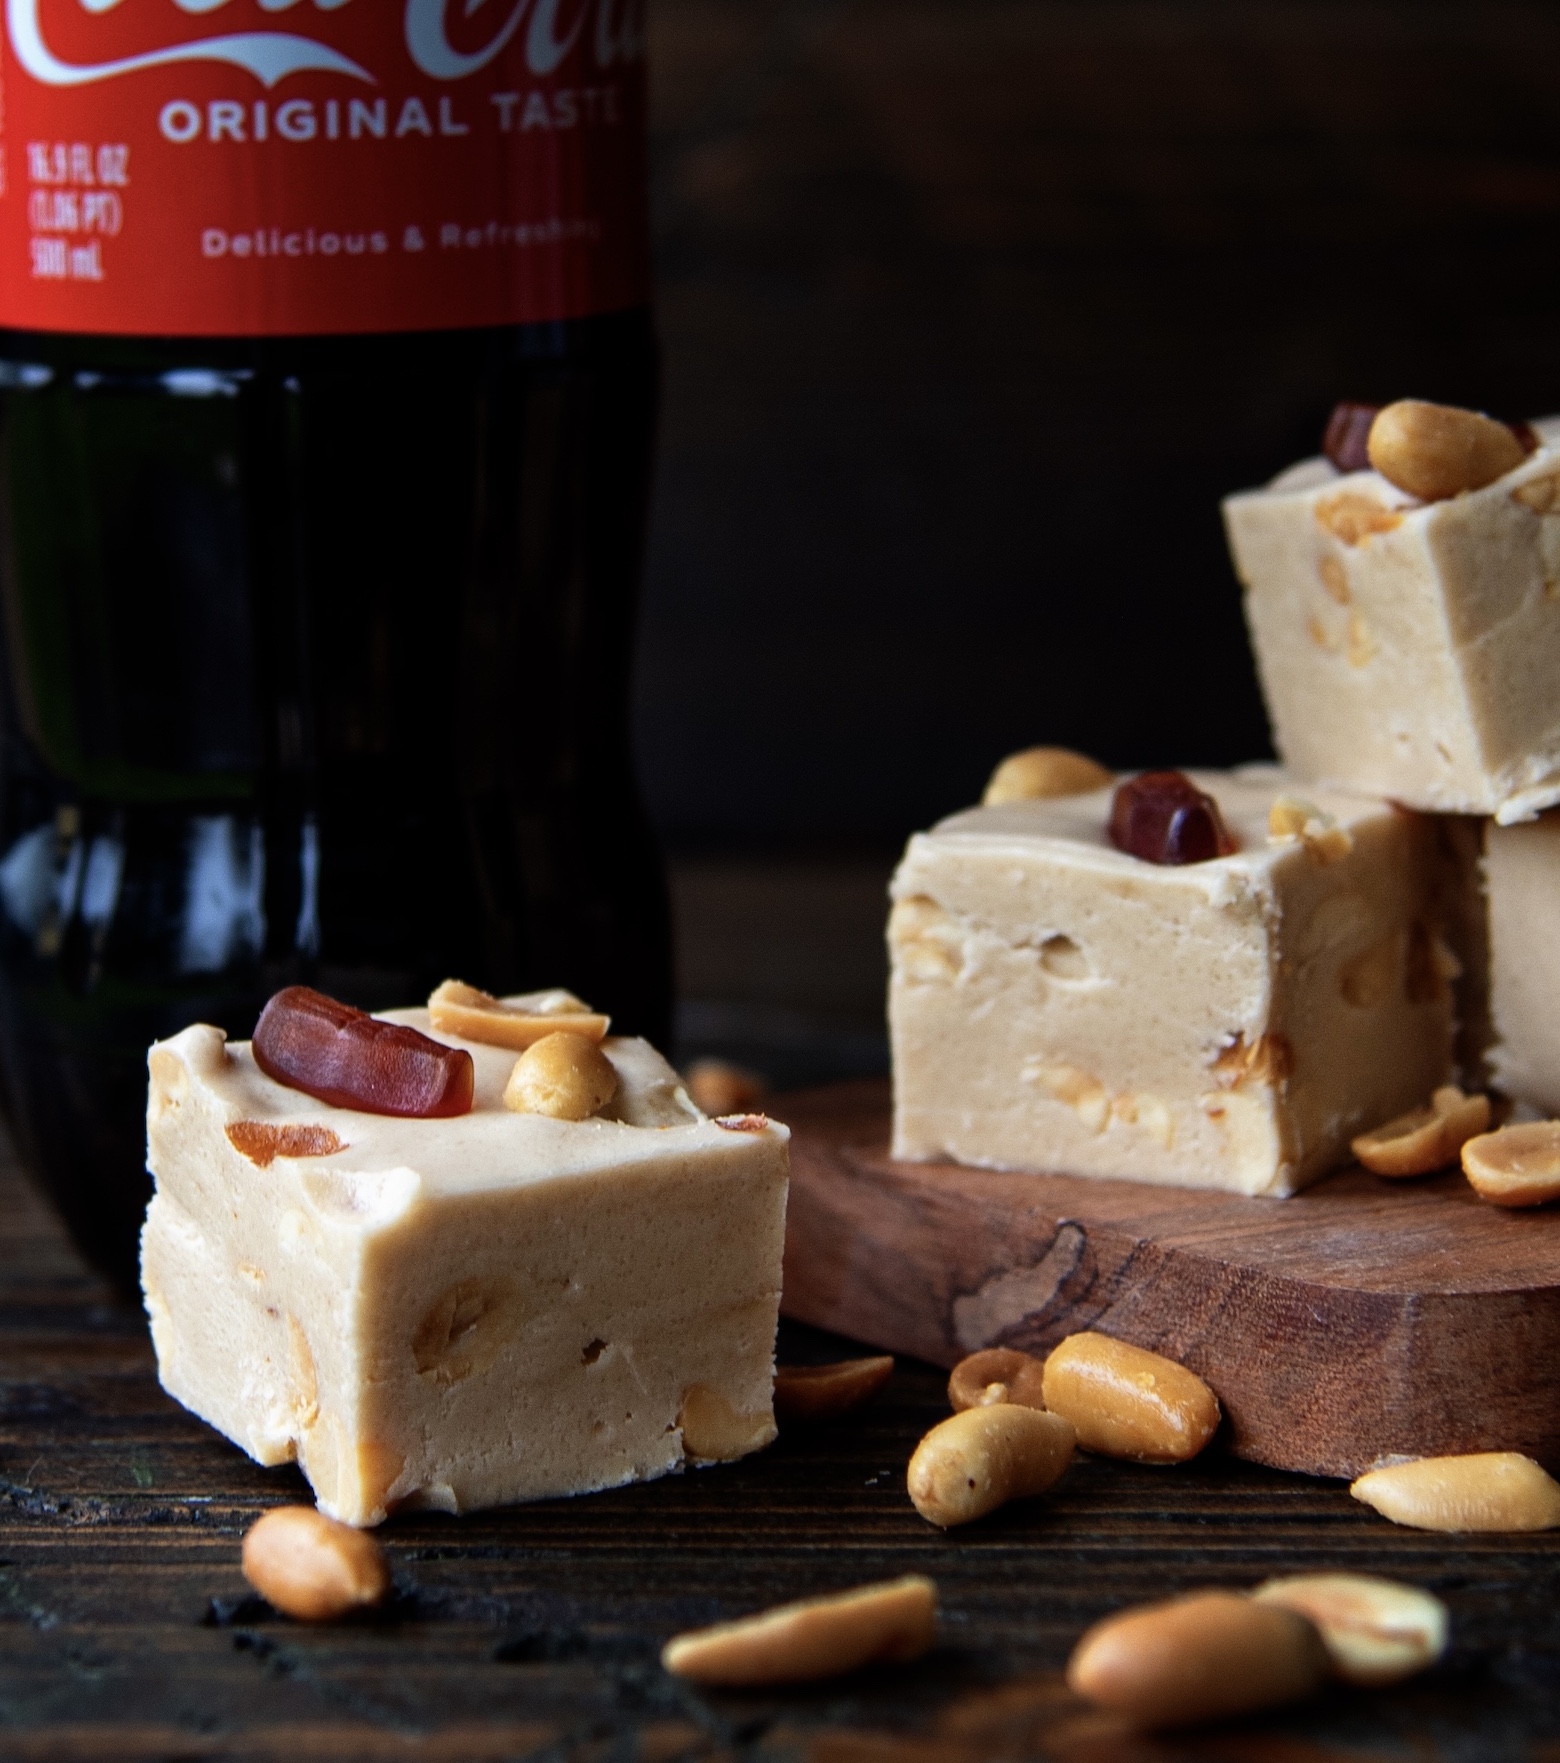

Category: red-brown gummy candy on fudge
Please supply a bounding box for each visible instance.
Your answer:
[1322,401,1380,473]
[1109,772,1239,866]
[251,986,474,1118]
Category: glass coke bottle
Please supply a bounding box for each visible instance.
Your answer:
[0,0,669,1286]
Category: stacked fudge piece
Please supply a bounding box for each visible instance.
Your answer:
[889,398,1560,1197]
[1227,399,1560,1137]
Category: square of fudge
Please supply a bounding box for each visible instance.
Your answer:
[1485,810,1560,1113]
[141,1003,788,1526]
[888,768,1455,1197]
[1223,420,1560,823]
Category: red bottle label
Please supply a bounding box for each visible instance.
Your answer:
[0,0,650,335]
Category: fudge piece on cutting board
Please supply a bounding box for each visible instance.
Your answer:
[889,767,1456,1198]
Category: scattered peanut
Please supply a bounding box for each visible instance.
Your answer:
[983,746,1114,807]
[947,1347,1047,1414]
[1462,1119,1560,1207]
[1367,399,1527,501]
[1352,1085,1492,1178]
[503,1031,618,1121]
[907,1404,1074,1528]
[773,1356,894,1425]
[241,1505,391,1622]
[1253,1573,1448,1686]
[685,1057,767,1117]
[1066,1591,1328,1729]
[661,1575,936,1686]
[1351,1452,1560,1532]
[1040,1333,1219,1464]
[428,978,609,1049]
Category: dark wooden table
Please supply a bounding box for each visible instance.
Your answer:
[3,1130,1560,1760]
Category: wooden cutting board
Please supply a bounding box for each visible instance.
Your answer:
[777,1079,1560,1479]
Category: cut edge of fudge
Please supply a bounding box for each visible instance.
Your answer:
[1485,811,1560,1116]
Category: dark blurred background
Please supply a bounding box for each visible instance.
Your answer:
[636,0,1560,1085]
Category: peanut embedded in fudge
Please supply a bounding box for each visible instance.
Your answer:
[1108,771,1238,865]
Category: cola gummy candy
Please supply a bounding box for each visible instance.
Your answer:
[1109,772,1238,866]
[252,986,473,1119]
[1322,402,1380,474]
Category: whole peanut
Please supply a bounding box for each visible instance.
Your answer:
[504,1031,618,1120]
[983,746,1114,806]
[1067,1591,1328,1729]
[241,1505,391,1622]
[907,1405,1074,1528]
[1367,399,1527,501]
[1041,1333,1219,1463]
[1351,1452,1560,1532]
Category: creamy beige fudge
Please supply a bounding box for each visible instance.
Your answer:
[1485,811,1560,1112]
[889,768,1455,1197]
[141,1002,788,1526]
[1223,418,1560,823]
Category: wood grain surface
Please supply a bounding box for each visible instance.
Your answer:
[4,1114,1560,1757]
[780,1081,1560,1479]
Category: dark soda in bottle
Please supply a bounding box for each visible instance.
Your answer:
[0,0,669,1286]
